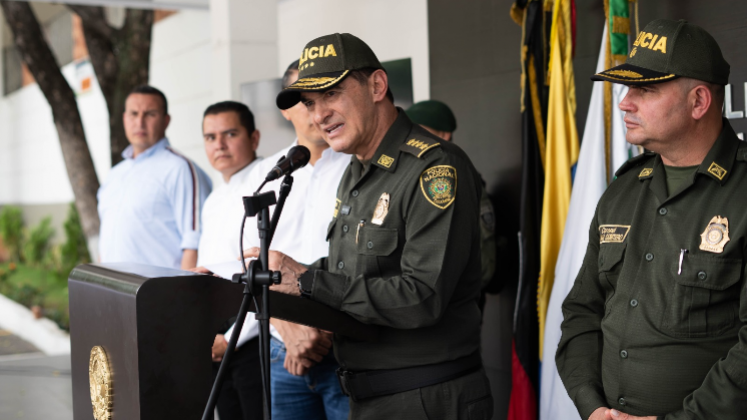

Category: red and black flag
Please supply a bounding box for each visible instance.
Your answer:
[508,0,549,418]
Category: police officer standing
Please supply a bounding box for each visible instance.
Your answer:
[556,19,747,420]
[245,33,493,419]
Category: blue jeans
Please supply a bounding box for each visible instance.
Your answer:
[270,337,349,420]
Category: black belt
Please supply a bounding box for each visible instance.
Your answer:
[336,352,482,402]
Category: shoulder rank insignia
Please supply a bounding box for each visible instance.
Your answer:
[700,215,730,253]
[377,154,395,168]
[599,225,630,244]
[638,168,653,178]
[707,162,727,180]
[371,193,390,225]
[420,165,457,209]
[400,138,440,158]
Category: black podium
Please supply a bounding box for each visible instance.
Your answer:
[68,263,377,420]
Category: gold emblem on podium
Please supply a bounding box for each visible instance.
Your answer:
[89,346,113,420]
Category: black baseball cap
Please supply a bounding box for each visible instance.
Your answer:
[592,19,729,85]
[276,33,384,110]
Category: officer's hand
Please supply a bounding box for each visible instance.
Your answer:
[242,247,305,296]
[588,408,608,420]
[189,266,212,274]
[211,334,229,362]
[603,410,656,420]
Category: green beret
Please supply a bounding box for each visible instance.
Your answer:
[406,100,457,133]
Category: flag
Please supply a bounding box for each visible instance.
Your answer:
[508,0,548,418]
[539,23,639,420]
[537,0,580,359]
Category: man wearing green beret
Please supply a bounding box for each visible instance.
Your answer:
[406,99,458,140]
[556,19,747,420]
[245,33,493,419]
[406,100,497,296]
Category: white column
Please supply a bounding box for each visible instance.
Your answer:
[210,0,278,101]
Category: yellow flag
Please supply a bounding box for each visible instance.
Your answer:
[538,0,580,359]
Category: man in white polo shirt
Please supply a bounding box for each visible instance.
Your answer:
[98,85,212,270]
[197,101,263,420]
[225,60,350,420]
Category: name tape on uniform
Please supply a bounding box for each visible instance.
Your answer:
[599,225,631,244]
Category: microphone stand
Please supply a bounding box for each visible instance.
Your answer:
[202,174,295,420]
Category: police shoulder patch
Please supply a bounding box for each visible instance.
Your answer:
[400,137,440,158]
[420,165,457,209]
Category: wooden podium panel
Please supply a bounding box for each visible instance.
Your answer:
[69,263,245,420]
[69,263,378,419]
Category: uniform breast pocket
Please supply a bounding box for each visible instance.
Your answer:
[356,226,399,278]
[598,243,627,304]
[664,254,742,338]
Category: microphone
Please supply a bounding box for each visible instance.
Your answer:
[264,145,311,182]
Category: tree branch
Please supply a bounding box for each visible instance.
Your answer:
[0,1,101,239]
[66,5,115,39]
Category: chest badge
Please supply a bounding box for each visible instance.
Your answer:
[371,193,390,225]
[699,215,730,253]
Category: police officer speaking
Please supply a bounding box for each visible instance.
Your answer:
[556,19,747,420]
[244,33,493,419]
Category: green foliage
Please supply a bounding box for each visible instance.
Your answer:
[60,203,90,276]
[0,203,91,331]
[23,217,55,266]
[0,262,69,330]
[0,206,25,262]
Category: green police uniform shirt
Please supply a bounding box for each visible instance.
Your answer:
[306,111,484,371]
[556,119,747,420]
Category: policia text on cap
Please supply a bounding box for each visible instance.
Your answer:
[244,33,493,419]
[556,19,747,420]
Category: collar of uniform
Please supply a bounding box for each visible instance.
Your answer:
[695,118,739,185]
[122,137,170,160]
[370,108,412,173]
[636,154,658,181]
[646,155,668,202]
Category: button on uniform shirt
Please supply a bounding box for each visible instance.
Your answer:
[224,141,349,346]
[307,111,484,371]
[556,119,747,420]
[197,158,263,267]
[98,138,212,269]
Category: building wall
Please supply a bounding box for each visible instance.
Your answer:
[277,0,430,104]
[148,9,215,183]
[0,1,431,237]
[0,61,110,242]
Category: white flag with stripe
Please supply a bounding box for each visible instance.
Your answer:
[539,24,637,420]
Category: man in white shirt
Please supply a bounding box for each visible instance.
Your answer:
[98,85,212,270]
[196,101,263,420]
[229,60,350,420]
